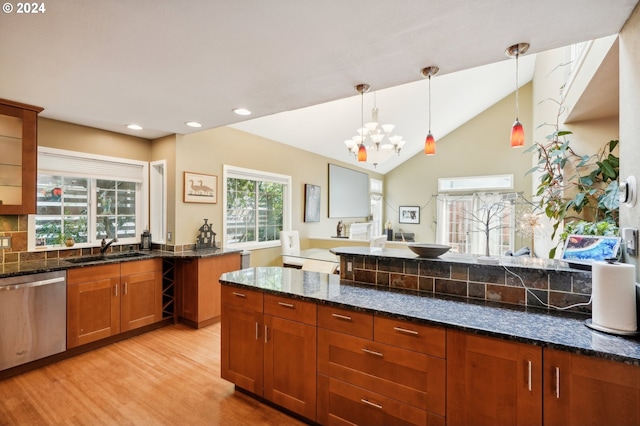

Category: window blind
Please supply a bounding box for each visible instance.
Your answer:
[38,148,145,183]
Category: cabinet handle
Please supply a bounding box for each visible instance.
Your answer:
[527,360,532,392]
[360,399,383,410]
[331,313,352,321]
[361,348,383,357]
[123,282,128,295]
[278,301,295,308]
[555,366,560,399]
[393,326,419,336]
[255,322,259,341]
[114,284,118,297]
[232,292,246,298]
[264,325,268,343]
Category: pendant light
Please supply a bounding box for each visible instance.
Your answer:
[355,83,370,162]
[420,66,439,156]
[505,43,529,148]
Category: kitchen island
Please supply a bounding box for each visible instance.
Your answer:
[220,266,640,425]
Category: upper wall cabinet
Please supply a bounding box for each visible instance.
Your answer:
[0,98,43,215]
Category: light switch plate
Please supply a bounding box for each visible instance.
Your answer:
[0,236,11,249]
[622,227,638,256]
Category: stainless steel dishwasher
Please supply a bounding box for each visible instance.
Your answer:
[0,270,67,371]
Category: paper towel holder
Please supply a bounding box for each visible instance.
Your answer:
[585,319,639,336]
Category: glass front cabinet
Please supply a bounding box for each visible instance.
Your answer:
[0,98,43,215]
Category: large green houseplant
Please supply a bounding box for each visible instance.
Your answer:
[526,129,619,258]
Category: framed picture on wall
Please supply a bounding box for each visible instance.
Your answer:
[399,205,420,224]
[304,183,321,222]
[184,171,217,203]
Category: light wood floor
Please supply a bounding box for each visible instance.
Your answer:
[0,323,306,425]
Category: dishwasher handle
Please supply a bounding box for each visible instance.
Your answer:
[0,276,65,291]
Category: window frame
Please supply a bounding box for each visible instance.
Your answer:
[223,164,292,250]
[28,147,148,252]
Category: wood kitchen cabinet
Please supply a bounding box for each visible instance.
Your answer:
[317,305,446,426]
[0,98,43,215]
[178,254,241,328]
[221,287,317,421]
[543,348,640,426]
[446,329,542,426]
[67,258,163,348]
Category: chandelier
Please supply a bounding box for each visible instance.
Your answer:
[344,84,405,167]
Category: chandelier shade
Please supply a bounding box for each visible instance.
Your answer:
[505,43,529,148]
[424,132,436,155]
[344,84,404,167]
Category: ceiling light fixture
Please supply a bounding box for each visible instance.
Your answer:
[127,124,143,130]
[232,108,252,116]
[420,66,439,156]
[505,42,529,148]
[343,84,403,167]
[185,121,202,128]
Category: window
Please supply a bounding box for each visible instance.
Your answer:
[223,165,291,250]
[436,192,515,256]
[29,147,148,250]
[370,178,383,235]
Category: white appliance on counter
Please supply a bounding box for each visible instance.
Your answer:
[0,270,67,371]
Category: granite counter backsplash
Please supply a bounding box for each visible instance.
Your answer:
[219,266,640,365]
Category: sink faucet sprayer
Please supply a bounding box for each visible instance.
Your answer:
[100,237,118,254]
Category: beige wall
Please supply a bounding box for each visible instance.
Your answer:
[384,83,533,247]
[151,134,177,244]
[174,126,383,266]
[620,3,640,278]
[39,118,151,161]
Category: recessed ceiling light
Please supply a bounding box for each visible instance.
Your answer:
[233,108,252,116]
[127,124,143,130]
[185,121,202,128]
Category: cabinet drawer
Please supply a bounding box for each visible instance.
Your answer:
[221,286,263,312]
[327,377,428,426]
[68,263,120,285]
[318,304,373,339]
[121,257,161,275]
[264,294,316,325]
[374,315,446,358]
[318,329,445,415]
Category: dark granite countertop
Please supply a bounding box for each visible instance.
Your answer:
[219,266,640,365]
[0,247,242,279]
[330,246,585,272]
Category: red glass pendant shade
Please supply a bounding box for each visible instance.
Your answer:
[357,144,367,161]
[510,120,524,148]
[424,132,436,155]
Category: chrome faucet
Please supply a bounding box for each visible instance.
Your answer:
[100,237,118,254]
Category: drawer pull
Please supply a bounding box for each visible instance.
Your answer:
[232,292,246,298]
[331,313,352,321]
[278,301,295,308]
[555,366,560,399]
[393,326,419,336]
[360,399,383,410]
[361,348,383,357]
[527,360,532,392]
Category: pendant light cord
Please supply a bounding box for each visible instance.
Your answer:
[515,53,519,120]
[361,89,365,146]
[428,75,432,133]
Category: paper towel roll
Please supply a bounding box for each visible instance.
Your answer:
[592,261,637,332]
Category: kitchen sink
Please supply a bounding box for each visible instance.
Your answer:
[66,251,151,264]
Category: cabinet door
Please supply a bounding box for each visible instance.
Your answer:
[264,314,317,421]
[544,349,640,426]
[177,259,198,322]
[0,99,42,215]
[447,330,542,426]
[121,259,162,332]
[67,265,121,348]
[200,254,242,323]
[220,303,264,395]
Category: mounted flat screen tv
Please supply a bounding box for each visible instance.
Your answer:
[328,163,369,218]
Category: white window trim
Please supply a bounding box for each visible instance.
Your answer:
[223,164,292,250]
[438,174,513,193]
[28,147,149,252]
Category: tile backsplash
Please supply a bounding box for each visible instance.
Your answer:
[339,254,593,314]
